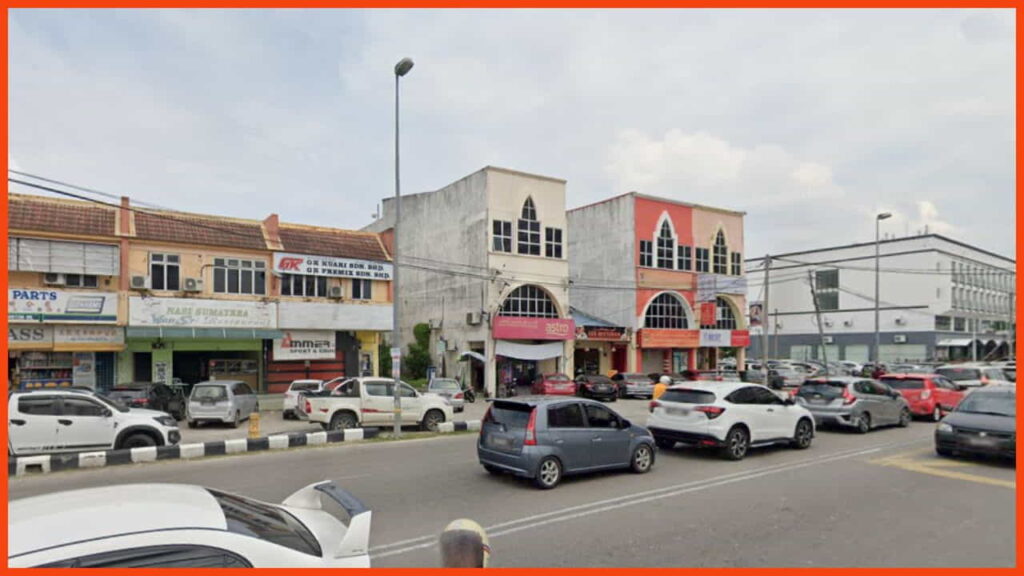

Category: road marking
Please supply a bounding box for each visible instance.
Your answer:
[370,437,928,559]
[871,452,1015,489]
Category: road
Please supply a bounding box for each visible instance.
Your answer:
[8,399,1016,567]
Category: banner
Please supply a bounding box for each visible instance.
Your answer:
[72,352,96,388]
[9,289,119,324]
[273,330,336,361]
[274,252,393,281]
[637,329,700,349]
[699,329,732,347]
[748,301,763,328]
[129,297,276,329]
[700,302,717,326]
[731,330,751,347]
[492,316,574,341]
[574,325,629,342]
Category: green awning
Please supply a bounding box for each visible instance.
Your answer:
[126,327,284,340]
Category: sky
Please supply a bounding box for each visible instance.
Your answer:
[7,9,1017,259]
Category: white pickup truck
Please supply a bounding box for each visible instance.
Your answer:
[301,377,454,432]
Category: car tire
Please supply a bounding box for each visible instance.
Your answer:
[231,411,241,429]
[484,464,502,475]
[856,413,871,434]
[654,437,675,450]
[534,456,562,489]
[187,419,198,429]
[721,426,749,461]
[630,444,654,473]
[120,433,156,450]
[931,406,942,422]
[898,408,911,428]
[421,409,445,432]
[936,446,954,458]
[609,395,617,403]
[791,419,813,449]
[330,412,358,431]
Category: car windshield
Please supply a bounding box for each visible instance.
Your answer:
[289,381,321,392]
[193,385,228,400]
[880,378,925,390]
[485,401,534,430]
[659,389,716,404]
[207,488,322,557]
[430,379,461,390]
[955,393,1015,417]
[797,382,847,399]
[937,368,982,381]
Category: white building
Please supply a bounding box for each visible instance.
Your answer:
[745,234,1015,364]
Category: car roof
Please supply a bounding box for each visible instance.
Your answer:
[880,373,938,379]
[665,381,752,395]
[9,484,227,558]
[804,376,862,383]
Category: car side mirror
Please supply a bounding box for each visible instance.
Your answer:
[620,419,631,429]
[102,409,113,418]
[783,396,795,405]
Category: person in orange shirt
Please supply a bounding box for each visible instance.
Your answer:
[653,375,673,399]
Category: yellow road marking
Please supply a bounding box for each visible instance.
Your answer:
[870,451,1015,489]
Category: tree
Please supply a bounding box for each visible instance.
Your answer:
[378,341,391,377]
[404,323,432,379]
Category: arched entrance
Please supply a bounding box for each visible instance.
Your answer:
[492,284,571,395]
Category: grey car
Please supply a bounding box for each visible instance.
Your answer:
[186,380,259,428]
[794,377,911,433]
[427,378,465,412]
[611,372,655,399]
[478,396,656,489]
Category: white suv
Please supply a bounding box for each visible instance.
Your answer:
[647,382,815,460]
[8,389,181,456]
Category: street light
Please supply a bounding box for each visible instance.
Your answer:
[874,212,892,367]
[392,57,413,439]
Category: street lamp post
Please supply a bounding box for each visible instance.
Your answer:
[392,57,414,439]
[874,212,892,366]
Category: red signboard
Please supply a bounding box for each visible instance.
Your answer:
[731,330,751,347]
[492,316,575,341]
[637,329,700,349]
[700,302,717,326]
[575,326,629,342]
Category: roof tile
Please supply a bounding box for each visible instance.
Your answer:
[8,194,116,237]
[279,225,389,261]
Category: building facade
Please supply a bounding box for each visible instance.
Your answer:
[745,234,1016,364]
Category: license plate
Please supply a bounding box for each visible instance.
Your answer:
[966,436,998,447]
[488,436,512,449]
[666,407,690,416]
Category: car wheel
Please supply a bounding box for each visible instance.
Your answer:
[187,419,198,429]
[534,457,562,489]
[791,419,813,449]
[655,437,675,450]
[231,411,241,429]
[856,413,871,434]
[936,446,954,458]
[721,426,749,461]
[421,409,444,432]
[120,433,156,450]
[609,395,618,403]
[631,444,654,473]
[932,406,942,422]
[330,412,358,431]
[898,408,911,428]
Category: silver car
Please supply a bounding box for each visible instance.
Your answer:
[427,378,465,412]
[187,380,259,429]
[611,372,655,398]
[794,377,911,433]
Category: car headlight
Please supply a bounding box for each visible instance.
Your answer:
[936,422,953,433]
[155,416,178,427]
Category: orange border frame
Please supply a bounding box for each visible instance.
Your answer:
[1,4,1020,575]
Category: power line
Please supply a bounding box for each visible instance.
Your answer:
[9,170,170,210]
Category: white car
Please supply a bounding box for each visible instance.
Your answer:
[282,379,334,419]
[935,364,1013,388]
[8,481,372,568]
[8,389,180,456]
[303,377,454,431]
[647,382,815,460]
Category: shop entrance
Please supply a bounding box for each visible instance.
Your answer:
[173,350,260,388]
[575,349,601,376]
[133,352,152,382]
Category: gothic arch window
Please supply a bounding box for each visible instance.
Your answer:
[712,230,728,275]
[517,198,541,255]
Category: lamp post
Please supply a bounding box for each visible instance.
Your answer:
[874,212,892,366]
[392,57,414,439]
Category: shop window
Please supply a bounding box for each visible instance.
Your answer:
[281,274,328,297]
[545,227,563,259]
[639,241,653,268]
[643,293,689,329]
[712,231,728,275]
[499,285,558,318]
[715,297,737,330]
[730,253,742,276]
[517,198,541,256]
[150,253,180,291]
[656,221,675,269]
[677,246,692,271]
[695,248,710,273]
[213,258,266,295]
[492,220,512,253]
[352,279,372,300]
[953,317,966,332]
[65,274,99,288]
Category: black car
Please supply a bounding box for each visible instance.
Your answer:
[575,375,618,402]
[108,382,187,420]
[935,386,1015,461]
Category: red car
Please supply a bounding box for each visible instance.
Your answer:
[879,373,966,422]
[531,373,576,395]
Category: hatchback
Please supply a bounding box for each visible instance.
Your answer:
[935,387,1015,461]
[794,377,911,433]
[478,397,655,489]
[531,373,576,396]
[880,373,966,421]
[936,365,1012,388]
[187,380,259,428]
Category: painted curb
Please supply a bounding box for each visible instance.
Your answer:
[438,420,482,433]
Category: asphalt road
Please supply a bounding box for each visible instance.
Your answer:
[8,399,1016,567]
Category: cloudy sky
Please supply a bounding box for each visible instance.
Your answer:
[8,9,1016,258]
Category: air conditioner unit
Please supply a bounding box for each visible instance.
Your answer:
[43,273,66,286]
[130,275,151,290]
[183,278,203,292]
[466,311,482,326]
[328,286,344,299]
[429,319,442,329]
[823,336,834,344]
[894,317,907,326]
[894,334,908,343]
[823,319,834,328]
[843,320,854,328]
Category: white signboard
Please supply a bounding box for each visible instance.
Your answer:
[699,329,732,347]
[274,252,393,281]
[696,275,747,302]
[73,352,96,388]
[277,301,391,331]
[9,289,119,324]
[8,325,53,348]
[55,325,124,346]
[696,275,717,302]
[129,297,277,329]
[273,330,336,360]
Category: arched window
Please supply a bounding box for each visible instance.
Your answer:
[715,297,737,330]
[517,198,540,255]
[656,221,675,269]
[644,293,689,329]
[713,230,728,275]
[499,285,558,318]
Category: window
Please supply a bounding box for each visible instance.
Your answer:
[150,253,180,291]
[547,403,585,428]
[65,274,99,288]
[695,248,710,273]
[814,269,839,311]
[17,396,59,416]
[644,293,689,329]
[40,545,252,568]
[853,381,875,395]
[499,285,559,318]
[61,397,107,417]
[677,246,692,271]
[712,231,728,274]
[730,253,742,276]
[748,387,782,405]
[517,198,541,256]
[209,489,323,557]
[492,220,512,253]
[934,316,952,331]
[725,387,757,404]
[656,221,675,269]
[364,381,391,397]
[583,403,619,428]
[715,297,737,330]
[400,383,418,397]
[352,279,372,300]
[954,317,966,332]
[280,274,328,297]
[213,258,266,295]
[232,383,253,396]
[332,380,360,397]
[639,241,653,268]
[545,227,563,259]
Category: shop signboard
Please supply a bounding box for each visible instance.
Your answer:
[731,330,751,347]
[696,275,717,302]
[73,352,96,388]
[273,252,393,281]
[637,329,700,349]
[699,329,732,347]
[492,317,574,341]
[700,302,717,326]
[54,326,124,346]
[129,297,276,328]
[9,289,119,324]
[8,325,54,349]
[273,330,336,361]
[574,325,630,342]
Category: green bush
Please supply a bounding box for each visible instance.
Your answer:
[403,323,432,379]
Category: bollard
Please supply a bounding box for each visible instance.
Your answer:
[248,412,260,439]
[439,519,490,568]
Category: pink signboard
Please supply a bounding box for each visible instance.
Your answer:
[492,316,575,341]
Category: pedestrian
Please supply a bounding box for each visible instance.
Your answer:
[653,375,672,400]
[439,519,491,568]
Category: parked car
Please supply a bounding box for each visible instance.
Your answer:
[8,389,180,456]
[880,373,966,421]
[647,382,815,461]
[989,361,1016,382]
[935,364,1013,388]
[427,378,466,412]
[186,380,259,429]
[935,386,1015,461]
[109,382,187,420]
[302,377,453,432]
[575,374,618,402]
[794,377,911,433]
[611,372,655,399]
[282,379,328,420]
[838,361,863,375]
[478,396,655,489]
[8,481,372,568]
[771,366,805,388]
[531,373,576,396]
[888,363,927,374]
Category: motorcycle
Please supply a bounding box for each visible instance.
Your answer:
[463,385,476,403]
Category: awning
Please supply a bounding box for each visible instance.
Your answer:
[126,327,284,340]
[495,341,563,361]
[936,338,973,347]
[459,351,487,363]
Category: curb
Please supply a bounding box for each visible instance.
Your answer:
[438,420,482,433]
[8,428,379,476]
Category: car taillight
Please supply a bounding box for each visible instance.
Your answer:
[649,400,661,413]
[482,405,493,423]
[454,392,463,399]
[842,388,856,405]
[524,408,538,446]
[304,399,311,413]
[981,376,989,385]
[921,389,931,400]
[694,405,725,419]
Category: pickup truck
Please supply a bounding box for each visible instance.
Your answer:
[300,377,454,432]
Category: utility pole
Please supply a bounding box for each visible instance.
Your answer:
[773,308,780,359]
[808,271,830,376]
[1010,284,1016,362]
[761,255,771,368]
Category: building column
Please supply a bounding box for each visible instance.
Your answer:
[736,346,746,367]
[687,349,697,370]
[484,337,496,398]
[564,340,575,377]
